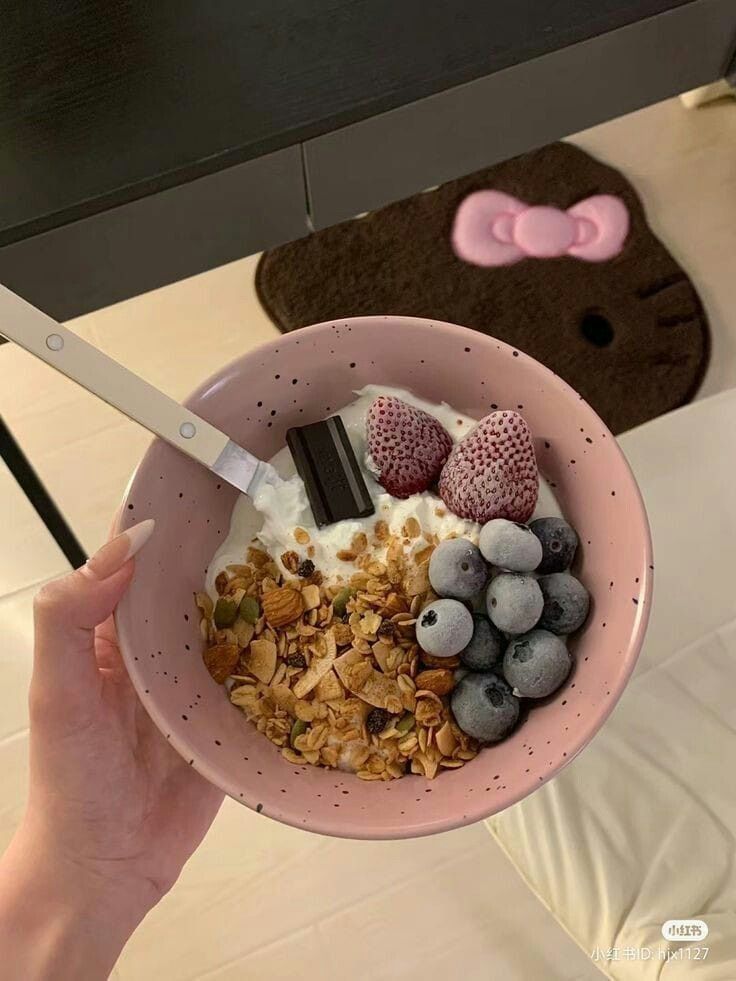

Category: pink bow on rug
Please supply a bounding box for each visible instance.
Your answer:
[451,191,629,267]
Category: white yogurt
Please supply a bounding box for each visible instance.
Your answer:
[206,385,561,596]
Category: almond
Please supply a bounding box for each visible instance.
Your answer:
[420,651,460,669]
[203,643,239,684]
[415,668,455,696]
[261,587,303,628]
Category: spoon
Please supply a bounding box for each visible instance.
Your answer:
[0,283,373,523]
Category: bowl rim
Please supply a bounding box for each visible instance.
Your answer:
[115,315,653,839]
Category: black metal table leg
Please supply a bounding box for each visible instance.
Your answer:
[0,414,87,569]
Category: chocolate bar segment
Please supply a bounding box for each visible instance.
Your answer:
[286,416,375,527]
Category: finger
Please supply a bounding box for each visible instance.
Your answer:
[107,504,122,542]
[94,616,124,672]
[32,520,155,705]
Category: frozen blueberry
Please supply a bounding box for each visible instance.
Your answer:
[486,574,543,635]
[428,538,488,601]
[503,629,572,698]
[451,672,520,742]
[459,613,503,671]
[416,599,474,658]
[538,573,590,634]
[530,517,579,574]
[479,518,543,572]
[454,667,470,683]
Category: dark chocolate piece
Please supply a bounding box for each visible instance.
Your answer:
[286,416,374,527]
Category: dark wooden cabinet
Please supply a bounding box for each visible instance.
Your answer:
[0,0,734,318]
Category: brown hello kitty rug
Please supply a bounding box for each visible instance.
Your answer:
[255,142,709,434]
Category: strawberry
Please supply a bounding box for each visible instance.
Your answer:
[366,396,453,498]
[439,410,538,523]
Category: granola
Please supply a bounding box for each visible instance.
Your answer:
[197,520,479,780]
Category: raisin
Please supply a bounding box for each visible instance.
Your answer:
[297,559,315,578]
[366,708,390,734]
[377,621,394,639]
[287,652,307,669]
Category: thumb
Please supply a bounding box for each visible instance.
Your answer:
[32,520,155,702]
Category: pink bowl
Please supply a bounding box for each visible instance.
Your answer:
[115,316,652,838]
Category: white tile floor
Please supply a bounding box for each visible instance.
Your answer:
[1,93,735,979]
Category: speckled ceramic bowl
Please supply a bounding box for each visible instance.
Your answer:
[115,316,652,839]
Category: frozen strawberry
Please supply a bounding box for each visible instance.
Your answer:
[439,410,538,523]
[366,396,453,498]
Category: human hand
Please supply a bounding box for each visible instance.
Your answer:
[0,520,223,980]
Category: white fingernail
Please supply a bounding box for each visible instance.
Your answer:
[122,519,156,561]
[81,518,156,580]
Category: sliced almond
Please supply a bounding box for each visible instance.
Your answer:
[324,628,337,660]
[371,640,393,674]
[435,720,458,757]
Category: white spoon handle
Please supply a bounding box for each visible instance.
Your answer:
[0,284,259,490]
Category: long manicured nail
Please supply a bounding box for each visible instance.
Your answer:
[81,519,155,580]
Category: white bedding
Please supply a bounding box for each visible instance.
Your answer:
[488,389,736,977]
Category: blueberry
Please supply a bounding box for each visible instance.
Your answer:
[428,538,488,600]
[451,672,520,742]
[479,518,543,572]
[459,613,503,671]
[486,574,543,635]
[538,573,589,634]
[530,517,578,574]
[503,629,572,698]
[416,599,474,658]
[454,667,470,683]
